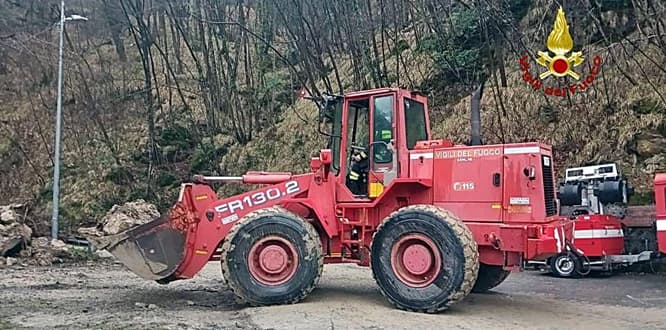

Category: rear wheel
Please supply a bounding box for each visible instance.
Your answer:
[221,207,323,306]
[371,205,479,313]
[549,253,580,278]
[471,264,510,293]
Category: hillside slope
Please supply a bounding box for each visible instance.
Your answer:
[0,0,663,237]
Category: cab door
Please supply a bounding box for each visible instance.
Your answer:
[368,93,397,198]
[336,96,372,202]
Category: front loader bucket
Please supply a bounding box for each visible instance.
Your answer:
[89,216,186,282]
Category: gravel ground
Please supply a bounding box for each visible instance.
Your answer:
[1,261,665,329]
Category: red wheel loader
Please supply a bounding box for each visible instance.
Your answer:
[89,88,575,313]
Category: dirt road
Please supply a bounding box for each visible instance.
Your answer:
[1,261,665,329]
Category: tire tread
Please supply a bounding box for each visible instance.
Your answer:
[220,206,323,306]
[371,204,479,313]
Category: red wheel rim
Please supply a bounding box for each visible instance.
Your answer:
[248,236,299,286]
[390,233,441,288]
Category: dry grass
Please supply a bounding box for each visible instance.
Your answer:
[1,3,664,230]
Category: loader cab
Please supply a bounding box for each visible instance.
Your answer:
[329,88,431,202]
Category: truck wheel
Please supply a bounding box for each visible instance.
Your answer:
[549,253,580,278]
[471,264,510,293]
[371,205,479,313]
[220,207,323,306]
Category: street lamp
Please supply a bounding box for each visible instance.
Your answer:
[51,0,88,241]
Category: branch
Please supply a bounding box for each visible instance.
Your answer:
[189,15,315,99]
[190,15,312,125]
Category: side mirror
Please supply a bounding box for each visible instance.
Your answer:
[299,91,342,138]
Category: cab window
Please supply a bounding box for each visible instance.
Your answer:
[346,98,370,155]
[329,101,343,175]
[373,96,394,163]
[404,98,427,149]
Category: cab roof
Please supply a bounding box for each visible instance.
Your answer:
[343,88,426,98]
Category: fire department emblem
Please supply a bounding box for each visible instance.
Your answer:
[519,6,602,97]
[536,7,584,80]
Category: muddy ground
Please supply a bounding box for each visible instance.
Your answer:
[1,261,665,330]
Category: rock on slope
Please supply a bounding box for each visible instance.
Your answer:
[0,204,72,266]
[78,199,160,237]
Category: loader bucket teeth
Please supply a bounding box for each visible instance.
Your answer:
[99,216,186,282]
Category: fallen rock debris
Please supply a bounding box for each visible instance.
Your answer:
[78,199,160,238]
[0,204,73,266]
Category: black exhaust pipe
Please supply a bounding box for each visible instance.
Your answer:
[470,82,485,146]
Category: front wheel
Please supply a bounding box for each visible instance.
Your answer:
[220,207,323,306]
[549,253,581,278]
[371,205,479,313]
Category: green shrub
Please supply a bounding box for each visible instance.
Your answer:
[633,99,664,115]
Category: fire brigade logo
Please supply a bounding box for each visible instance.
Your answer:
[536,7,583,80]
[519,6,602,97]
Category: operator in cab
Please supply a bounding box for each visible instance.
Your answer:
[347,148,369,196]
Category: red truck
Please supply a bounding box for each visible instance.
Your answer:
[529,163,666,277]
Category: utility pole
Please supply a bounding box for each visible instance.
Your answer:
[51,0,66,241]
[51,0,88,241]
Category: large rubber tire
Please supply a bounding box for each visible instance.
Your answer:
[371,205,479,313]
[220,207,323,306]
[549,253,581,278]
[471,264,510,293]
